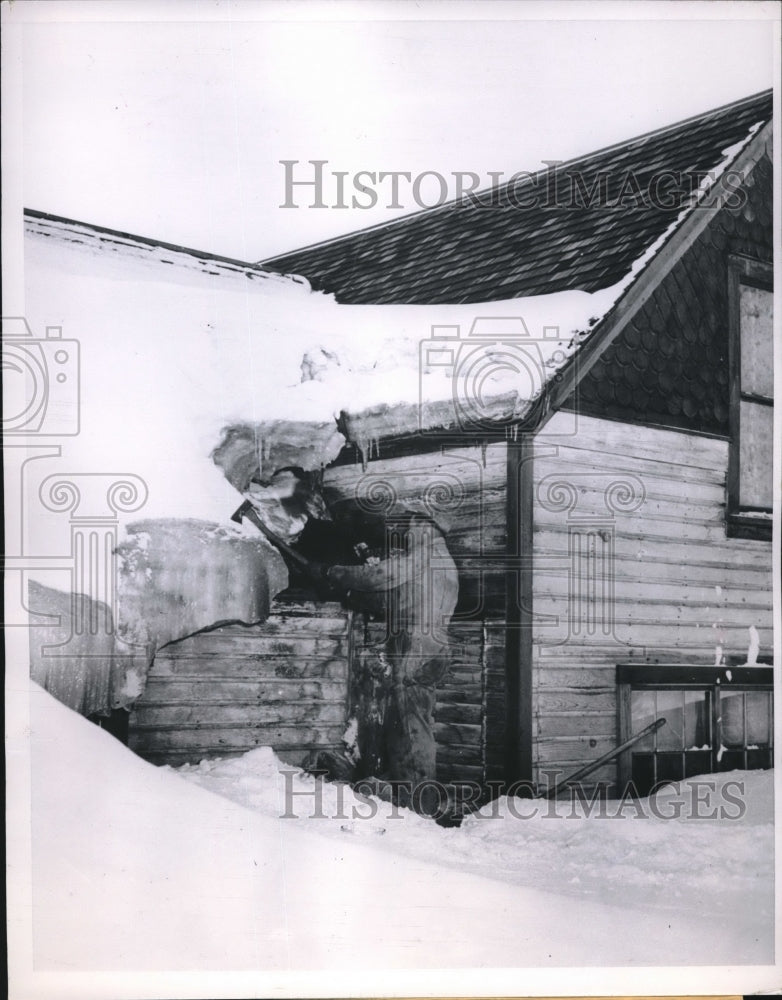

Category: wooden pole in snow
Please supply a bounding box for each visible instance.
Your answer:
[539,717,667,799]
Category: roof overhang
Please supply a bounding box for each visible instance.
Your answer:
[330,120,772,460]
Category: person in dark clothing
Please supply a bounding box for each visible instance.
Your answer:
[324,514,458,790]
[240,469,459,812]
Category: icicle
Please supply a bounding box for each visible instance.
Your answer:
[747,624,760,666]
[358,439,368,472]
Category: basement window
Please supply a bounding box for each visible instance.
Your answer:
[616,664,773,797]
[727,256,773,540]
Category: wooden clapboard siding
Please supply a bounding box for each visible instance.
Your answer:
[325,443,507,781]
[129,600,351,766]
[530,412,773,791]
[323,444,507,563]
[534,548,770,588]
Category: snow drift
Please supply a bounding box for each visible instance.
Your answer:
[30,683,773,971]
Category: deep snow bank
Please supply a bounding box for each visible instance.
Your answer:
[30,683,773,971]
[175,744,775,930]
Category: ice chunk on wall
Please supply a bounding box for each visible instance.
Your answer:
[26,520,287,715]
[115,519,287,651]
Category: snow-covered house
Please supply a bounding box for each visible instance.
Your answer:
[19,89,774,798]
[258,88,775,796]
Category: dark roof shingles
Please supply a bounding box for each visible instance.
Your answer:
[262,91,772,305]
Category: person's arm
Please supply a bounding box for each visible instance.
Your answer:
[326,519,436,594]
[326,559,395,594]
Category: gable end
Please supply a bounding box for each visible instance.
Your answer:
[568,145,773,436]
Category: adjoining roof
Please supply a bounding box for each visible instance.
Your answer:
[24,208,308,292]
[262,90,773,305]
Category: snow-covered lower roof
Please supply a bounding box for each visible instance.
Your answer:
[21,210,628,495]
[21,100,771,506]
[24,209,308,292]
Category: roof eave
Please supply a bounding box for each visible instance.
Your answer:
[333,120,772,455]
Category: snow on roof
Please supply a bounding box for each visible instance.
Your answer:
[21,105,768,527]
[217,102,770,467]
[24,210,309,293]
[234,110,768,465]
[23,212,621,520]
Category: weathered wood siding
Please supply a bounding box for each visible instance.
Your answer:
[129,600,350,766]
[531,412,773,791]
[324,443,508,784]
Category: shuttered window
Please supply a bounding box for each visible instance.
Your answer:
[727,257,773,539]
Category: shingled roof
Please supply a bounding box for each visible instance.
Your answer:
[262,90,773,305]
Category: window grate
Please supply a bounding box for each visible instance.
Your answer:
[616,664,773,795]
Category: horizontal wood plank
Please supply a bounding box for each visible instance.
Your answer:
[435,702,482,725]
[131,701,346,727]
[139,678,348,703]
[161,634,349,658]
[152,654,349,678]
[535,689,617,714]
[536,713,616,738]
[535,735,617,762]
[129,724,346,751]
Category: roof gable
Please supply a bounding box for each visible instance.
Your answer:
[573,144,773,437]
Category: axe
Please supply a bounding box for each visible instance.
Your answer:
[231,499,322,576]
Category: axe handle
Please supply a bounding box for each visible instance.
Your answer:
[232,501,313,571]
